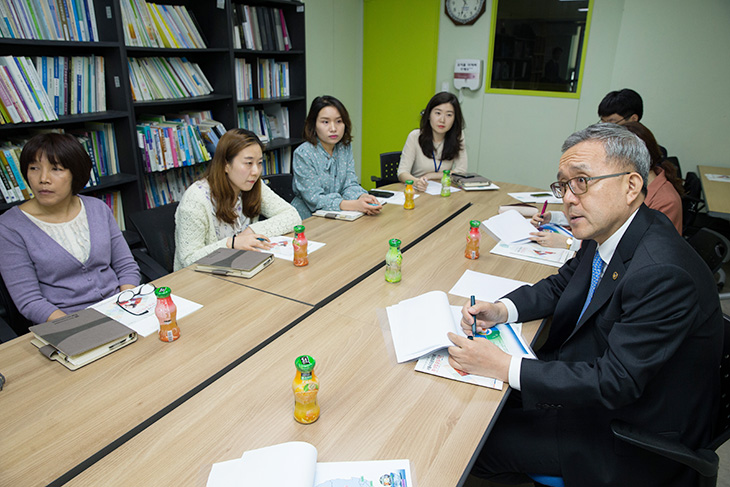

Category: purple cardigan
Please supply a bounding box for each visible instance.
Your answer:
[0,195,140,323]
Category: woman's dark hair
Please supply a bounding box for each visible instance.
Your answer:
[203,128,265,224]
[598,88,643,121]
[623,121,684,196]
[418,92,465,162]
[20,133,93,195]
[302,95,352,147]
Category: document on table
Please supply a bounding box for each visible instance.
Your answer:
[508,192,562,204]
[491,241,574,268]
[448,269,529,303]
[705,174,730,182]
[482,210,537,243]
[91,285,203,337]
[377,190,420,205]
[266,236,325,261]
[424,180,461,195]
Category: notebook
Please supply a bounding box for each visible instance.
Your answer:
[29,308,138,371]
[312,209,364,221]
[194,248,274,278]
[451,172,493,189]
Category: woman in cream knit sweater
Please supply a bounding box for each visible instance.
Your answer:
[173,129,301,270]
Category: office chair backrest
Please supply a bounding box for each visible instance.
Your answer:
[687,228,730,276]
[371,152,401,188]
[664,156,682,178]
[709,314,730,451]
[129,202,179,274]
[262,173,295,203]
[683,171,705,232]
[0,271,32,335]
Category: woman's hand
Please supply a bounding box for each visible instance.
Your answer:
[531,211,552,228]
[413,177,429,192]
[341,194,382,215]
[529,231,568,249]
[230,227,272,251]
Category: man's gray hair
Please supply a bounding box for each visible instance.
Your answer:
[562,123,650,191]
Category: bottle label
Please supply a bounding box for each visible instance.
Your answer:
[166,330,174,341]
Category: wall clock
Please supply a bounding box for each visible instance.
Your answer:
[445,0,487,26]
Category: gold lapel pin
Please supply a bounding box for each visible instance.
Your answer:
[612,271,618,280]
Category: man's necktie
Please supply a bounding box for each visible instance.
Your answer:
[578,251,605,321]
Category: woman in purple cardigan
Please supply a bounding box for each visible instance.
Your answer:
[0,133,139,324]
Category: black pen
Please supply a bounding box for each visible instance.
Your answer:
[469,295,476,340]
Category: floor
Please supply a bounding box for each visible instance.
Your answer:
[464,261,730,487]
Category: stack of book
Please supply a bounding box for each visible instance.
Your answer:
[0,56,57,124]
[0,143,30,204]
[32,55,106,116]
[128,57,212,101]
[143,164,206,209]
[262,147,291,175]
[257,59,289,99]
[120,0,206,49]
[0,0,100,41]
[232,4,292,51]
[237,104,289,143]
[136,114,213,173]
[234,58,254,101]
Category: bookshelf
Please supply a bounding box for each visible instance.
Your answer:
[0,0,306,221]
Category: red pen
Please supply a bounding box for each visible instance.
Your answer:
[540,200,548,217]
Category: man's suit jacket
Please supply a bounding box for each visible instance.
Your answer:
[505,204,723,486]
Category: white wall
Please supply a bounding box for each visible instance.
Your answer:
[435,0,730,188]
[304,0,364,176]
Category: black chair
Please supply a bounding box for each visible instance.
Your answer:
[611,313,730,487]
[664,156,682,178]
[370,151,401,188]
[682,171,706,233]
[262,173,295,203]
[687,228,729,292]
[129,202,179,281]
[0,315,18,343]
[0,271,32,336]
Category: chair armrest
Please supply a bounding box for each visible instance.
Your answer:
[371,175,382,183]
[0,315,18,342]
[132,249,169,282]
[610,419,718,478]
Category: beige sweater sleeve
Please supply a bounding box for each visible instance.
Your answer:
[173,184,227,271]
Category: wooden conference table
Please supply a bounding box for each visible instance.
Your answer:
[2,181,560,487]
[64,183,560,487]
[698,165,730,217]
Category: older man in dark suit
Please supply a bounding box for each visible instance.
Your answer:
[448,123,722,486]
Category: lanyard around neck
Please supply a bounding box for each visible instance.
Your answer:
[432,151,443,173]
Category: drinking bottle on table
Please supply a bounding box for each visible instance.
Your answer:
[404,180,415,210]
[155,287,180,342]
[440,170,451,197]
[385,238,402,283]
[293,355,320,424]
[293,225,308,267]
[465,219,481,259]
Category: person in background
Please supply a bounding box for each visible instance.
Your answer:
[291,95,381,219]
[174,128,301,270]
[0,133,139,323]
[597,88,643,125]
[449,123,722,486]
[531,122,683,249]
[397,91,468,192]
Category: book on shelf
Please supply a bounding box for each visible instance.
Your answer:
[262,147,291,175]
[137,113,212,173]
[0,0,99,41]
[237,106,272,143]
[29,308,138,371]
[234,58,254,101]
[128,57,212,102]
[207,441,412,487]
[263,103,290,139]
[120,0,206,49]
[94,190,126,231]
[0,56,57,123]
[256,58,290,99]
[143,164,206,209]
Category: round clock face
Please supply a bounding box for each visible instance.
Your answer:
[446,0,486,24]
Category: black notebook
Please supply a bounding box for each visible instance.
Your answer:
[29,308,137,371]
[194,248,274,278]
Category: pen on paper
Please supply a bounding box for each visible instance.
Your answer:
[469,295,476,340]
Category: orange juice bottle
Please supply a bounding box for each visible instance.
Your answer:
[293,355,319,424]
[403,180,415,210]
[293,225,308,267]
[155,287,180,342]
[465,220,481,259]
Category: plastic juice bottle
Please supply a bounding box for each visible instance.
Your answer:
[293,225,308,267]
[440,170,451,197]
[404,180,415,210]
[293,355,319,424]
[155,287,180,342]
[385,238,402,283]
[465,219,481,259]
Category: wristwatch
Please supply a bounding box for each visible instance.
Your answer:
[565,237,574,249]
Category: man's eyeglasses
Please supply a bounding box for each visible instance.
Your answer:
[598,115,630,124]
[550,172,630,198]
[116,283,157,316]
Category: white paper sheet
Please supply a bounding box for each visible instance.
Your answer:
[267,236,326,261]
[705,174,730,182]
[482,210,537,243]
[448,269,529,303]
[378,190,420,205]
[508,191,562,204]
[91,285,203,337]
[424,180,461,195]
[490,241,574,268]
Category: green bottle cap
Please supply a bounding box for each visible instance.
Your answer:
[405,180,413,185]
[155,287,172,298]
[295,355,316,372]
[443,170,450,175]
[389,238,401,248]
[470,220,481,228]
[294,225,305,233]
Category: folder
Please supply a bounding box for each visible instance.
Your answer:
[194,248,274,278]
